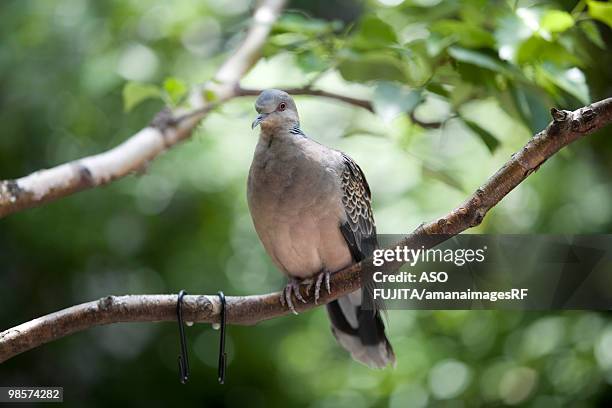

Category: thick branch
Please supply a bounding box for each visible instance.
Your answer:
[1,98,611,363]
[0,0,286,219]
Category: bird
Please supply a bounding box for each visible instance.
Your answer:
[247,89,395,369]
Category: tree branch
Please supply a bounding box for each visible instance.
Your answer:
[1,97,611,363]
[238,86,445,128]
[238,86,375,112]
[0,41,447,219]
[0,0,286,219]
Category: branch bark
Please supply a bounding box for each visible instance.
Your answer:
[1,97,611,363]
[0,0,286,219]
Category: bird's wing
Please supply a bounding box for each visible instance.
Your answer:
[331,153,394,369]
[338,152,378,262]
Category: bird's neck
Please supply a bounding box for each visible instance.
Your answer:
[260,118,299,132]
[257,134,302,160]
[258,122,302,145]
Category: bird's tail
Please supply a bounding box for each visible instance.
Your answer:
[325,290,395,369]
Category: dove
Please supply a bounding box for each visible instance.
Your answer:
[247,89,395,368]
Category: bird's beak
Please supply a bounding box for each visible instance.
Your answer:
[251,113,268,129]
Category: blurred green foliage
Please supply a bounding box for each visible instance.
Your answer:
[1,0,612,406]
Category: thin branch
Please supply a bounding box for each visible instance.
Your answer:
[238,86,375,112]
[0,0,286,219]
[237,86,445,128]
[409,110,447,129]
[2,98,611,363]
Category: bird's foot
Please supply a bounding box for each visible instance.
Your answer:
[280,278,307,315]
[305,269,331,305]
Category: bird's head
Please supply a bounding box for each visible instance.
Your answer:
[251,89,299,132]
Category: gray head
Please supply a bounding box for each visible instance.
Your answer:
[251,89,299,131]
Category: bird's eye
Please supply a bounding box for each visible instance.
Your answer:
[278,103,286,111]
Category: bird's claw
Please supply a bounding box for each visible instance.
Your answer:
[313,270,331,305]
[280,271,331,313]
[280,279,307,315]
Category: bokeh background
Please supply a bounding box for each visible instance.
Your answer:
[1,0,612,406]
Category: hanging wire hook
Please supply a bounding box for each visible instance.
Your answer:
[217,291,227,384]
[177,290,190,384]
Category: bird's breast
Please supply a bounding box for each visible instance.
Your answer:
[248,137,339,211]
[247,136,351,278]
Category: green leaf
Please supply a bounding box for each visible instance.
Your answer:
[425,82,451,98]
[494,14,532,63]
[449,82,476,107]
[431,20,495,48]
[274,14,338,36]
[421,163,464,192]
[579,20,605,48]
[509,85,551,133]
[539,65,590,104]
[122,82,161,112]
[296,50,327,73]
[163,77,188,106]
[372,82,423,123]
[448,46,514,77]
[338,53,407,83]
[404,47,432,86]
[461,117,500,153]
[587,0,612,28]
[352,15,397,49]
[269,32,309,47]
[540,10,574,33]
[515,36,580,66]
